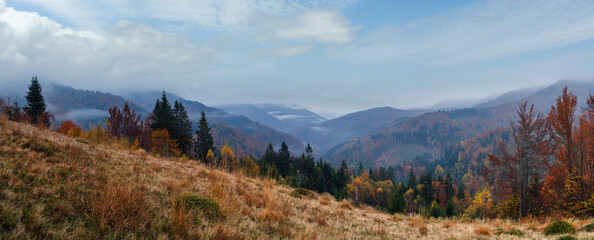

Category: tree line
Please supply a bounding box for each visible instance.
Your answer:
[4,77,594,220]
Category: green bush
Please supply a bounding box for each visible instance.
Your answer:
[177,193,222,221]
[556,235,577,240]
[544,220,576,236]
[290,188,314,199]
[581,222,594,232]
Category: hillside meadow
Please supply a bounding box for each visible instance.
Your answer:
[1,117,594,239]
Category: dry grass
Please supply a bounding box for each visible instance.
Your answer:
[474,227,491,236]
[92,184,146,231]
[2,118,594,239]
[419,225,428,236]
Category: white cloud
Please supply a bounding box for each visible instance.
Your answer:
[332,0,594,65]
[17,0,357,32]
[0,6,235,93]
[272,10,356,44]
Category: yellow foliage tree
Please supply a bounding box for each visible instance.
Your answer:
[205,149,216,166]
[347,170,374,204]
[374,180,395,207]
[220,144,239,171]
[467,187,494,219]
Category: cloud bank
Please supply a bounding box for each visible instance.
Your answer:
[332,0,594,65]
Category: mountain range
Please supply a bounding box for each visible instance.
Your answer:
[2,79,593,167]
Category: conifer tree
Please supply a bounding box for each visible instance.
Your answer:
[23,76,49,126]
[172,100,193,156]
[194,110,214,161]
[277,141,292,177]
[150,91,174,132]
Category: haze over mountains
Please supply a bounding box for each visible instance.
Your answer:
[2,79,593,167]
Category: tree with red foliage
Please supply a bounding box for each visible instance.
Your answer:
[484,101,549,218]
[107,102,142,142]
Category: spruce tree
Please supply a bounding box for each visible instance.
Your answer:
[277,141,291,177]
[23,76,48,126]
[194,111,214,161]
[150,91,174,132]
[172,101,193,156]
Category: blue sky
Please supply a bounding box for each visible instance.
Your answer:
[2,0,594,117]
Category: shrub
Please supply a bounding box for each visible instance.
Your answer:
[544,220,576,236]
[289,188,314,199]
[581,222,594,232]
[177,193,222,221]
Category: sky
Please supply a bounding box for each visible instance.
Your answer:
[2,0,594,117]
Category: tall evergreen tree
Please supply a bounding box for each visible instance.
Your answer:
[194,110,214,161]
[151,91,174,131]
[23,76,48,126]
[277,141,292,177]
[172,101,194,156]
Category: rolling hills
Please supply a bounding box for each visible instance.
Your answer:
[1,116,591,239]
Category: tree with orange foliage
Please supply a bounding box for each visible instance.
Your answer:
[56,120,83,138]
[571,94,594,216]
[545,87,578,212]
[151,129,181,157]
[484,101,549,218]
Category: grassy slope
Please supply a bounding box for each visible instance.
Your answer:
[1,117,594,239]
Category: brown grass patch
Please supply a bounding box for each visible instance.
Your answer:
[320,199,330,206]
[258,208,284,223]
[419,225,428,236]
[171,200,190,238]
[339,200,351,209]
[92,184,146,231]
[314,214,328,226]
[474,227,491,236]
[443,221,455,228]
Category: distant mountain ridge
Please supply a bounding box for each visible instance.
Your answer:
[217,103,326,133]
[325,80,594,167]
[292,107,429,153]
